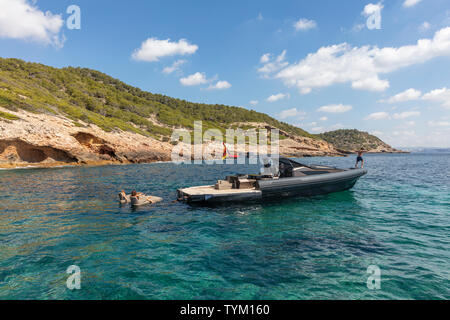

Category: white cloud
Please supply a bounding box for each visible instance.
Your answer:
[385,87,450,109]
[277,108,306,120]
[364,111,420,121]
[428,120,450,127]
[422,87,450,108]
[300,87,312,95]
[419,22,431,32]
[260,53,270,64]
[383,128,450,148]
[179,72,230,89]
[393,130,416,137]
[308,122,345,133]
[317,104,353,113]
[403,0,423,8]
[207,80,232,90]
[180,72,207,86]
[267,93,290,102]
[132,38,198,62]
[365,112,390,120]
[162,59,187,74]
[258,50,288,77]
[0,0,64,47]
[352,77,390,91]
[311,127,325,133]
[329,123,345,130]
[270,28,450,93]
[392,111,421,119]
[319,117,328,121]
[249,100,259,106]
[293,19,317,32]
[393,120,416,129]
[352,24,366,32]
[387,88,422,103]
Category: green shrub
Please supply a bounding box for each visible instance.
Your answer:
[0,110,20,120]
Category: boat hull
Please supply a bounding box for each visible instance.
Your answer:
[257,169,367,199]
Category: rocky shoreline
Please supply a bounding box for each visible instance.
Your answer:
[334,148,409,155]
[0,107,347,169]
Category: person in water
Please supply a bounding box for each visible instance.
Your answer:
[131,190,141,199]
[355,148,364,168]
[119,190,130,203]
[131,190,146,198]
[130,190,157,204]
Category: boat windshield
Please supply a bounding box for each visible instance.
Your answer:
[278,157,312,169]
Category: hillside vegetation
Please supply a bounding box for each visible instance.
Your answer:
[318,129,397,153]
[0,58,315,141]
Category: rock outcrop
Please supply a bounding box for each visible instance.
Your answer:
[0,139,78,164]
[0,107,172,168]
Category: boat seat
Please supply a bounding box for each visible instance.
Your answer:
[215,180,233,190]
[238,178,255,189]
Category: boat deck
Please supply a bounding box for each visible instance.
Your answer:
[178,185,262,203]
[179,185,260,195]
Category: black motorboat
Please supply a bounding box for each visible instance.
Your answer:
[177,158,367,204]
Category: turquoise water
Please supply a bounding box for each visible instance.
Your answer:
[0,154,449,300]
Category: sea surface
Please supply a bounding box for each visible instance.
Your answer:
[0,153,449,300]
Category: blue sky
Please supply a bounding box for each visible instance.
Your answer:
[1,0,450,147]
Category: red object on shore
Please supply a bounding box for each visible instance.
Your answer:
[223,143,238,159]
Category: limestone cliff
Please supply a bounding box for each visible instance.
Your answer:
[0,107,171,168]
